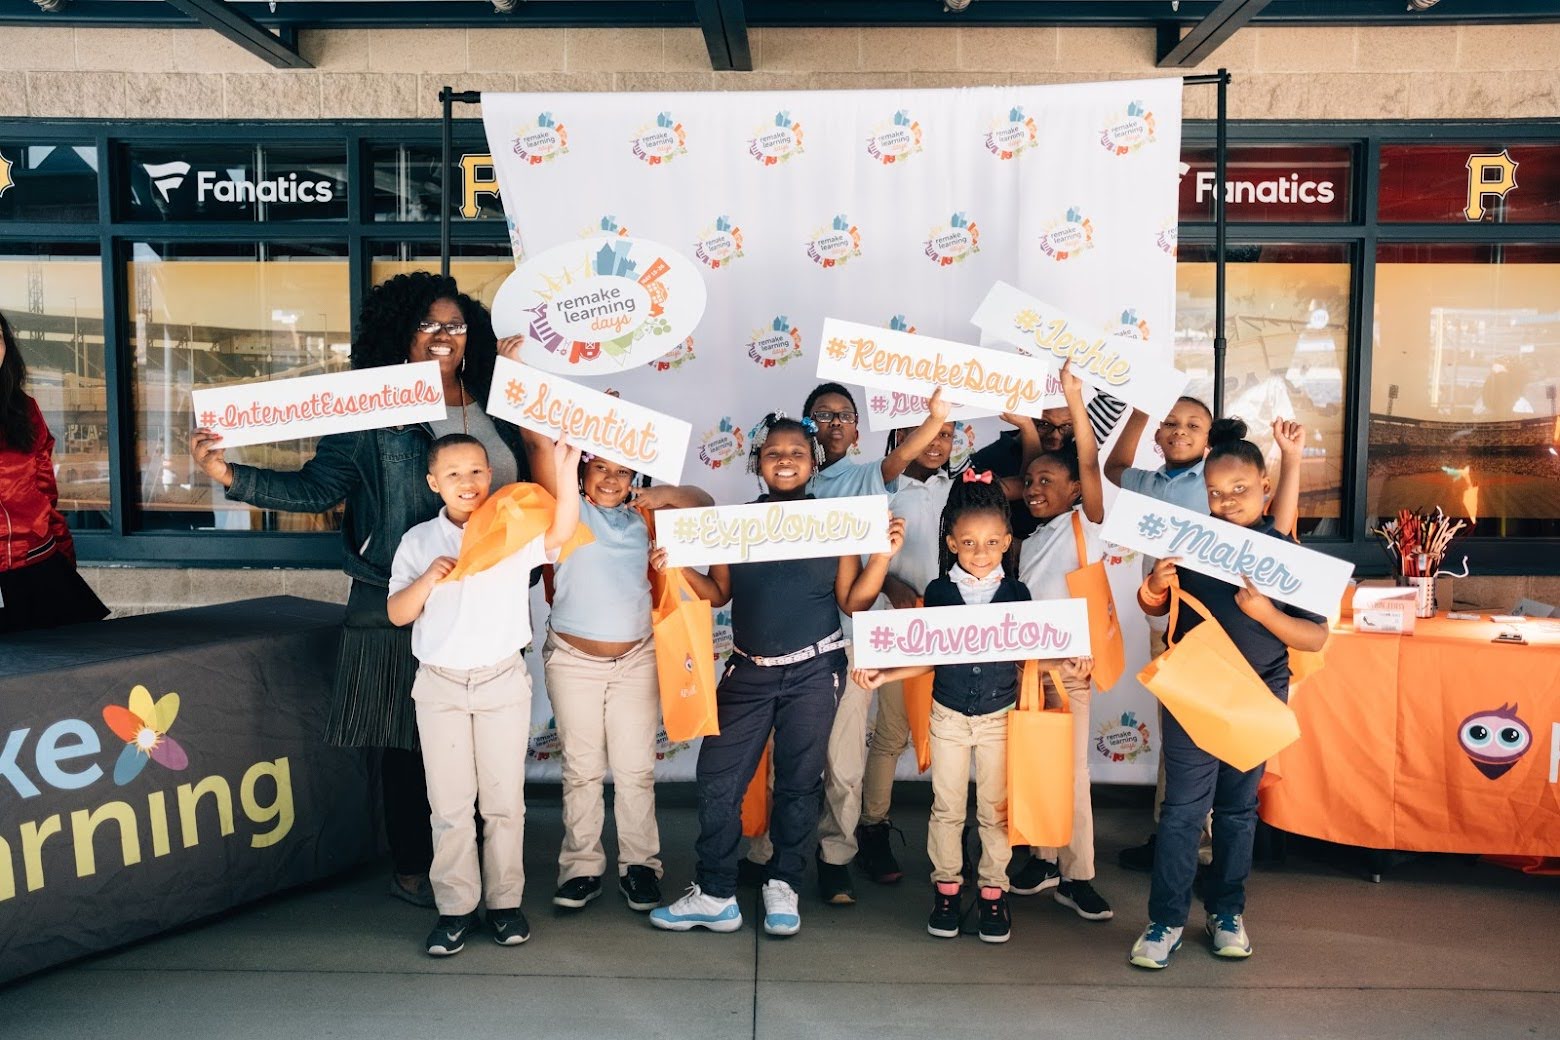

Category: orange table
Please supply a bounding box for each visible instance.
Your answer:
[1259,614,1560,856]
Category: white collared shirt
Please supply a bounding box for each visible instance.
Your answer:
[389,508,555,670]
[948,563,1004,605]
[889,469,953,597]
[1018,505,1104,602]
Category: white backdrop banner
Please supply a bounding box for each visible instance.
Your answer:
[483,80,1184,784]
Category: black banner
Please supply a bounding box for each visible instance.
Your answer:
[0,597,376,983]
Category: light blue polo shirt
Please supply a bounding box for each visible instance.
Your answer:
[1118,459,1210,515]
[548,494,653,642]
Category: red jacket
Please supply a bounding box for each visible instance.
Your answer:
[0,396,74,573]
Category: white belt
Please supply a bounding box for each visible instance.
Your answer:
[733,631,848,668]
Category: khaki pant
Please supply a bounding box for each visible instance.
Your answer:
[860,678,908,826]
[412,653,530,916]
[749,645,871,867]
[1032,663,1096,881]
[928,701,1010,891]
[1147,626,1214,865]
[543,632,663,881]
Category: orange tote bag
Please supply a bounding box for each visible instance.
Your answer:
[1137,579,1301,772]
[900,597,935,774]
[1007,661,1075,848]
[1064,511,1126,692]
[652,568,719,742]
[741,738,773,838]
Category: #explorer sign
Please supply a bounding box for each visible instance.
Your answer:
[656,496,890,569]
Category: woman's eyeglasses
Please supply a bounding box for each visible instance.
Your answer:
[416,320,468,336]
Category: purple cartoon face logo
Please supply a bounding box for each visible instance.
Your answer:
[1457,704,1531,779]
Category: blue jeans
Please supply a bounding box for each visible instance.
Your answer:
[1148,707,1269,928]
[693,651,844,898]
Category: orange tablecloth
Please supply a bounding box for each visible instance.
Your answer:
[1259,615,1560,855]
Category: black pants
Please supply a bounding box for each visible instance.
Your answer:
[382,747,434,875]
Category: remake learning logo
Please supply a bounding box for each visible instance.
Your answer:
[866,110,923,165]
[510,111,569,165]
[950,422,977,471]
[694,215,745,269]
[984,105,1039,160]
[1155,219,1178,257]
[631,111,688,165]
[1099,101,1157,155]
[1038,206,1095,261]
[749,111,805,166]
[581,214,630,239]
[746,316,805,369]
[697,416,747,470]
[1109,308,1151,342]
[1095,711,1154,764]
[924,211,980,266]
[651,336,696,372]
[806,214,863,268]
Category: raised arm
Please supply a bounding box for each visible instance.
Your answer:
[1269,419,1304,536]
[995,411,1041,502]
[632,483,716,510]
[882,389,951,484]
[837,516,905,613]
[198,428,363,514]
[1104,408,1149,487]
[544,438,584,552]
[1061,363,1104,524]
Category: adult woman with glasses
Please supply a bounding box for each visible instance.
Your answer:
[189,271,541,908]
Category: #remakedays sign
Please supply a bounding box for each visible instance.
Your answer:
[817,318,1052,417]
[971,281,1190,420]
[853,599,1092,670]
[1100,489,1355,617]
[190,362,447,448]
[657,495,889,568]
[491,234,708,375]
[486,356,692,484]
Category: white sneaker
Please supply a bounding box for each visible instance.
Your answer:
[1129,922,1184,969]
[649,885,742,933]
[1207,913,1252,958]
[761,879,801,936]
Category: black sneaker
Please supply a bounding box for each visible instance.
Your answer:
[1117,834,1156,873]
[488,907,530,945]
[854,821,904,884]
[1008,855,1061,895]
[977,892,1012,944]
[1054,879,1114,921]
[552,874,603,909]
[927,887,961,939]
[737,856,769,887]
[619,865,661,912]
[816,855,856,905]
[425,912,477,956]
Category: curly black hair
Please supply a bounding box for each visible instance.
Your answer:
[0,310,36,453]
[936,474,1018,580]
[1207,416,1266,474]
[351,272,499,404]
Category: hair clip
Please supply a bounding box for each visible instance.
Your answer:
[800,416,818,435]
[580,452,597,463]
[962,469,993,484]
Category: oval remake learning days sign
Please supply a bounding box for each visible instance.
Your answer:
[492,234,708,376]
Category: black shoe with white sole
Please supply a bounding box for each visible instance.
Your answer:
[1054,879,1114,920]
[817,856,856,906]
[1008,855,1061,895]
[425,912,478,956]
[488,907,530,945]
[978,892,1012,944]
[619,865,662,912]
[553,874,603,909]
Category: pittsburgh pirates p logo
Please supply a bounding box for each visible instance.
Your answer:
[0,150,14,199]
[1464,150,1519,221]
[459,153,500,220]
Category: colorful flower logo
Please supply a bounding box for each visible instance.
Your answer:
[1109,308,1152,342]
[1095,711,1154,764]
[631,111,688,165]
[806,214,862,268]
[924,211,981,266]
[651,336,696,372]
[694,215,745,269]
[1038,206,1095,262]
[522,237,675,367]
[1099,100,1157,156]
[511,111,569,166]
[102,685,189,785]
[747,315,805,369]
[749,110,805,166]
[866,109,923,165]
[698,416,747,470]
[984,105,1039,160]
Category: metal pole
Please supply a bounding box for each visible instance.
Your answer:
[1212,68,1230,418]
[440,86,453,278]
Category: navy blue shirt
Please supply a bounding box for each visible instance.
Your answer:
[727,496,842,658]
[923,576,1033,717]
[1171,517,1327,696]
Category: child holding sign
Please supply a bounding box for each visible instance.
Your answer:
[649,414,903,938]
[388,433,582,956]
[1128,419,1327,970]
[854,476,1037,944]
[1014,362,1113,921]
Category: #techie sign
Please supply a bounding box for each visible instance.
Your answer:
[486,356,691,484]
[853,599,1091,670]
[971,281,1190,421]
[190,362,447,449]
[657,495,889,568]
[816,318,1052,417]
[1099,489,1354,617]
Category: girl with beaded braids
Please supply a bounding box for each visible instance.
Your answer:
[649,413,904,938]
[190,271,543,911]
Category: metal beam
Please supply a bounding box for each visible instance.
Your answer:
[1157,0,1273,67]
[718,0,752,71]
[692,0,732,69]
[161,0,312,67]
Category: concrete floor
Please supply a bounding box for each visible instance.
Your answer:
[5,787,1558,1040]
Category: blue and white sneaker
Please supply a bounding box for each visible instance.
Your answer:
[1207,913,1252,958]
[1129,922,1184,969]
[761,879,801,936]
[649,884,742,933]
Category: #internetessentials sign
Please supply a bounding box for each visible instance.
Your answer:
[816,318,1053,418]
[485,356,691,484]
[190,362,447,449]
[657,495,890,568]
[490,234,708,375]
[852,599,1091,670]
[971,281,1190,421]
[1099,489,1354,617]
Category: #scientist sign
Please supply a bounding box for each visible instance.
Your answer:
[485,356,692,484]
[852,599,1092,670]
[491,234,707,375]
[190,362,447,448]
[971,281,1190,420]
[816,318,1052,417]
[657,495,890,568]
[1100,489,1354,617]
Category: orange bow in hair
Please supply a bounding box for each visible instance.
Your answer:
[961,469,993,484]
